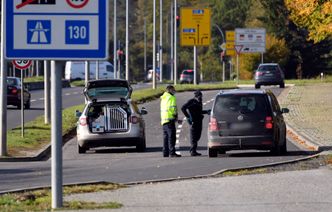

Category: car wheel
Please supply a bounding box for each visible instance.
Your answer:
[218,149,226,154]
[208,148,218,158]
[136,137,146,152]
[78,144,87,154]
[24,101,31,109]
[255,84,260,89]
[280,135,287,155]
[280,83,285,88]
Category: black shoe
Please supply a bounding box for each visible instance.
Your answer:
[169,153,182,157]
[190,152,202,156]
[163,155,169,157]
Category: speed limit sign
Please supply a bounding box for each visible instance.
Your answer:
[12,60,32,70]
[66,0,90,8]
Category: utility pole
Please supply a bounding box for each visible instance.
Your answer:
[144,17,147,80]
[113,0,117,79]
[152,0,156,89]
[125,0,129,81]
[159,0,163,82]
[170,1,174,81]
[174,0,177,85]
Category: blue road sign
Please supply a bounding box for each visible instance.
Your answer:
[5,0,108,60]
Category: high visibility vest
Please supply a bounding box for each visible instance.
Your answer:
[160,92,177,125]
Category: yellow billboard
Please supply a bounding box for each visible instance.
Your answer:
[180,8,211,46]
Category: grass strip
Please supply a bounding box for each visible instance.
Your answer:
[0,183,124,211]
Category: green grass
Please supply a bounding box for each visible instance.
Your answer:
[70,80,85,87]
[23,76,44,83]
[0,183,124,211]
[285,75,332,85]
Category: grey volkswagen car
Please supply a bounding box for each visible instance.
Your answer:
[76,79,147,154]
[254,63,285,88]
[207,89,289,157]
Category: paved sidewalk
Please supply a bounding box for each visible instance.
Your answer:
[281,84,332,150]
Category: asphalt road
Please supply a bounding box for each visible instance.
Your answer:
[0,86,315,193]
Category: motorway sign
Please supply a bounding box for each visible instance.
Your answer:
[180,8,211,46]
[5,0,108,60]
[12,60,32,69]
[235,28,266,53]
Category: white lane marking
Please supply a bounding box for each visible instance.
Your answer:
[31,99,37,102]
[39,98,44,100]
[73,92,79,95]
[176,129,181,133]
[65,93,71,96]
[176,134,180,138]
[203,102,207,106]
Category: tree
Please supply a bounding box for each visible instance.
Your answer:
[285,0,332,43]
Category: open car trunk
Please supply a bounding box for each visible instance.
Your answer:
[83,79,133,133]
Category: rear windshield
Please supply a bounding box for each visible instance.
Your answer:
[87,87,129,98]
[182,70,193,75]
[7,78,19,86]
[213,94,269,117]
[258,65,278,72]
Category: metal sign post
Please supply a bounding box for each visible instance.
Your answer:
[5,1,109,209]
[234,45,243,85]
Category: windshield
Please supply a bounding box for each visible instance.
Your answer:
[87,86,129,99]
[258,65,278,72]
[7,78,19,86]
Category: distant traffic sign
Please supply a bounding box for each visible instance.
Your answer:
[180,8,211,46]
[235,28,266,53]
[12,60,32,70]
[235,45,243,54]
[226,31,236,57]
[6,0,108,60]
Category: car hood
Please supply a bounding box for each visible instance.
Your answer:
[83,79,132,102]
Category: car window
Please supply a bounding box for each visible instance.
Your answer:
[258,65,278,72]
[182,70,193,75]
[268,93,281,112]
[87,86,129,98]
[213,94,269,117]
[106,65,113,72]
[7,78,18,86]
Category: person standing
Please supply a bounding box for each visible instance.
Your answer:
[160,85,181,157]
[181,90,208,156]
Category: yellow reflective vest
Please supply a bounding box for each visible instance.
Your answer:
[160,92,177,125]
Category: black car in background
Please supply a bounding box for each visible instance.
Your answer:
[207,89,289,157]
[254,63,285,88]
[7,77,31,109]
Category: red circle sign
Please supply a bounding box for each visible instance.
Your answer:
[66,0,89,9]
[12,60,32,70]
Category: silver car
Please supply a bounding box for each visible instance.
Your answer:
[254,63,285,89]
[76,79,147,154]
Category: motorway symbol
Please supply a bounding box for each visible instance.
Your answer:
[27,20,51,44]
[66,0,89,9]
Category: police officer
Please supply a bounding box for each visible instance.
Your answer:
[181,90,208,156]
[160,85,181,157]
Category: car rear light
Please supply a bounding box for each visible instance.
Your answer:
[11,88,18,94]
[129,116,139,124]
[79,117,87,126]
[265,116,273,129]
[209,117,219,131]
[256,72,264,76]
[180,74,185,78]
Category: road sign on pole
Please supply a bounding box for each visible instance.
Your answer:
[235,28,266,53]
[235,45,243,55]
[6,0,108,60]
[12,60,32,70]
[180,8,211,46]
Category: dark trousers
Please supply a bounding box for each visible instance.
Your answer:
[190,121,202,153]
[163,121,176,156]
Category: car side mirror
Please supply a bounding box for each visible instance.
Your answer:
[140,107,148,115]
[206,109,211,115]
[281,108,289,114]
[75,110,82,118]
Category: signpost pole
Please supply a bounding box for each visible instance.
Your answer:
[44,61,51,124]
[113,0,117,79]
[236,53,239,85]
[125,0,129,81]
[222,60,225,82]
[51,61,63,209]
[0,0,8,156]
[174,0,177,85]
[194,45,197,85]
[153,0,156,89]
[21,69,24,137]
[159,0,163,82]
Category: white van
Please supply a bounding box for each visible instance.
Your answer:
[65,61,114,81]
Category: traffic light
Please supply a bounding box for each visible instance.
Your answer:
[176,15,180,27]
